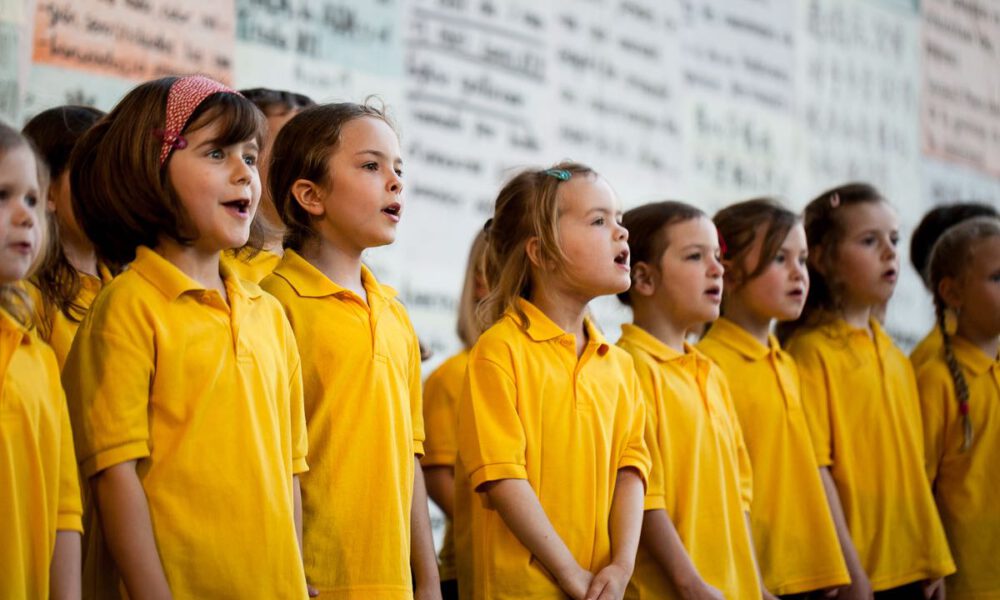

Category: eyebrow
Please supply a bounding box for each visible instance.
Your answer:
[586,207,623,217]
[355,149,403,165]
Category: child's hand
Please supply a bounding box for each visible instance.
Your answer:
[583,563,631,600]
[307,582,319,597]
[558,564,594,600]
[837,576,874,600]
[922,578,945,600]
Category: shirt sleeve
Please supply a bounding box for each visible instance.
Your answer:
[638,364,667,511]
[722,376,754,510]
[916,363,953,484]
[406,316,425,458]
[421,362,460,468]
[457,353,527,490]
[62,301,155,479]
[788,339,834,467]
[618,369,651,492]
[56,390,83,533]
[284,315,309,475]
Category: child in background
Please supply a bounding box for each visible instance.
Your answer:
[780,183,955,599]
[223,88,316,283]
[455,163,649,600]
[62,76,309,598]
[261,102,440,599]
[0,123,82,599]
[21,105,108,368]
[617,201,770,600]
[908,203,998,371]
[698,198,849,597]
[421,228,488,600]
[917,216,1000,599]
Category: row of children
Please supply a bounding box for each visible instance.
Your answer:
[0,73,997,600]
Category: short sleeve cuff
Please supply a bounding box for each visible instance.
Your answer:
[413,440,425,458]
[82,441,150,478]
[617,457,650,491]
[292,457,309,475]
[643,494,666,511]
[420,447,456,468]
[815,453,833,468]
[56,513,84,534]
[469,462,528,490]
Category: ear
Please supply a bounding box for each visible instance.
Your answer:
[721,259,739,288]
[808,244,825,276]
[630,261,658,298]
[525,236,544,269]
[938,276,962,311]
[291,179,326,217]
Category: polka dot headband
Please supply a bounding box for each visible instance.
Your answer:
[156,75,241,166]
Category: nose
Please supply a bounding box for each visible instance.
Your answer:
[232,155,254,185]
[11,196,35,229]
[882,238,898,262]
[387,170,403,194]
[708,254,724,278]
[615,221,628,242]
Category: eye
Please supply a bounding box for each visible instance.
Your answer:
[774,252,786,264]
[592,217,606,226]
[686,252,702,261]
[243,153,258,167]
[0,189,8,201]
[25,193,38,207]
[861,236,876,246]
[208,149,224,160]
[799,254,808,266]
[363,162,379,171]
[394,167,404,177]
[889,234,899,247]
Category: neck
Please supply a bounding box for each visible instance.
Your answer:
[62,236,99,277]
[257,202,286,253]
[154,239,225,295]
[529,281,591,357]
[720,298,772,347]
[299,235,366,298]
[838,300,873,334]
[956,321,1000,360]
[631,301,690,353]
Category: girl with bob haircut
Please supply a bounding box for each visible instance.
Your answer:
[782,183,955,599]
[0,122,83,600]
[455,162,650,600]
[917,216,1000,600]
[698,198,849,596]
[62,75,310,598]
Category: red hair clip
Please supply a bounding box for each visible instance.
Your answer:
[718,231,728,257]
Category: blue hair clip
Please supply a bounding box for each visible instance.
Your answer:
[543,168,571,181]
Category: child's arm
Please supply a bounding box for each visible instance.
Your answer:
[743,513,778,600]
[94,461,172,600]
[49,530,81,600]
[411,460,442,600]
[292,475,319,597]
[484,479,593,599]
[640,509,724,599]
[819,467,872,600]
[422,466,455,519]
[584,468,644,600]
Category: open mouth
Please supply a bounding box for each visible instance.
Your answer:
[705,285,722,301]
[222,198,251,216]
[382,202,402,222]
[7,241,33,255]
[787,287,805,298]
[882,268,898,282]
[614,249,630,268]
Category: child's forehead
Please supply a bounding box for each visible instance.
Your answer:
[557,174,619,212]
[838,201,898,231]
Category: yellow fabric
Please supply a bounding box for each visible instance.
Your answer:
[0,307,82,600]
[222,248,281,284]
[786,318,955,591]
[618,324,759,600]
[261,250,425,599]
[28,265,112,369]
[63,246,308,599]
[455,299,650,600]
[917,335,1000,599]
[910,327,944,372]
[421,350,469,583]
[698,318,849,595]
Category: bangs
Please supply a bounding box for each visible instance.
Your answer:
[183,92,265,148]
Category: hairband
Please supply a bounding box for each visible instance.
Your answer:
[543,168,571,181]
[156,75,241,166]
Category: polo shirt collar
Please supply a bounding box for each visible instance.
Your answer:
[130,246,261,302]
[274,249,397,302]
[514,297,610,355]
[949,334,998,376]
[707,317,773,360]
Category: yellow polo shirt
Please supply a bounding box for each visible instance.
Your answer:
[786,318,955,591]
[1,307,82,600]
[917,335,1000,599]
[455,299,650,600]
[222,247,281,284]
[27,265,112,369]
[618,324,759,600]
[910,327,944,372]
[421,349,469,583]
[261,250,425,599]
[698,318,849,594]
[63,246,309,599]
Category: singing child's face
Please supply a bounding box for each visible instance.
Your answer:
[550,175,631,298]
[732,223,809,322]
[828,201,900,307]
[166,119,261,254]
[0,145,44,283]
[652,216,724,328]
[314,116,403,254]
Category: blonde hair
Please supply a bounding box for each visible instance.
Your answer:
[477,161,596,329]
[456,228,488,348]
[0,123,49,327]
[928,215,1000,451]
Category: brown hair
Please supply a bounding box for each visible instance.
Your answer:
[456,228,488,348]
[0,123,49,327]
[928,216,1000,451]
[714,197,799,291]
[267,100,397,252]
[477,162,597,329]
[616,200,705,306]
[777,182,886,343]
[911,202,998,290]
[239,88,315,117]
[22,105,105,332]
[70,76,266,271]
